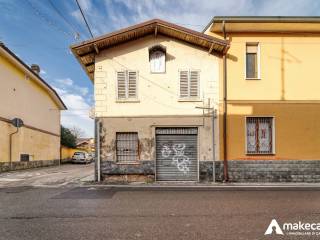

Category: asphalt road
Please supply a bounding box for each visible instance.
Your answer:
[1,165,320,240]
[0,163,94,188]
[1,184,320,240]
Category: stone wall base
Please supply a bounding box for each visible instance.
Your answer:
[228,160,320,183]
[0,159,60,173]
[100,160,320,183]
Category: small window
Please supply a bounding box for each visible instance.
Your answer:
[149,45,166,73]
[20,154,30,162]
[116,132,139,162]
[116,71,138,99]
[179,70,200,98]
[246,117,274,154]
[246,43,259,79]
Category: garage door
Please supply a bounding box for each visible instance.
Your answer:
[156,128,198,181]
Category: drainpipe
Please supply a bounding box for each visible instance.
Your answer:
[9,127,19,170]
[212,108,216,183]
[222,20,229,182]
[95,118,101,182]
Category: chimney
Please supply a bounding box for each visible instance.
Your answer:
[31,64,40,75]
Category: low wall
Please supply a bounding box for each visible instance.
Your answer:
[0,159,60,172]
[227,160,320,183]
[61,146,86,163]
[99,160,320,183]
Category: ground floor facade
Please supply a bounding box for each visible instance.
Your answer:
[97,115,220,182]
[0,118,60,172]
[96,103,320,182]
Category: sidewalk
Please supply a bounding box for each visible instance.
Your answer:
[87,181,320,189]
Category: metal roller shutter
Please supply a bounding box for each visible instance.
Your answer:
[156,128,198,181]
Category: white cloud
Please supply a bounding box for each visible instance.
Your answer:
[40,69,46,75]
[55,78,73,86]
[69,0,320,35]
[77,86,89,96]
[53,83,93,137]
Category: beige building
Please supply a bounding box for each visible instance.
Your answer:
[71,19,229,182]
[0,42,66,172]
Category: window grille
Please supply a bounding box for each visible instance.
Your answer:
[246,117,274,154]
[116,132,139,162]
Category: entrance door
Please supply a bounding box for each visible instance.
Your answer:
[156,128,198,181]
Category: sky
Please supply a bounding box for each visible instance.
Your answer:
[1,0,320,137]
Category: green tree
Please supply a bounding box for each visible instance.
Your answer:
[61,125,77,148]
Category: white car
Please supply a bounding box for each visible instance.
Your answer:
[71,152,90,164]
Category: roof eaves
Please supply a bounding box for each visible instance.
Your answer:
[212,16,320,23]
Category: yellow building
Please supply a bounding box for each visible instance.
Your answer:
[204,16,320,182]
[0,42,66,172]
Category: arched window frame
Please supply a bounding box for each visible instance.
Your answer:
[149,45,166,73]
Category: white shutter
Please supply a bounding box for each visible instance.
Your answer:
[179,70,189,98]
[128,71,137,98]
[189,71,199,97]
[117,71,126,99]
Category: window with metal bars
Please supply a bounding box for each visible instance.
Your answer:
[116,132,139,162]
[179,70,200,98]
[246,117,274,154]
[116,71,138,99]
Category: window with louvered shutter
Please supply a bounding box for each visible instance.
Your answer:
[179,70,189,98]
[179,70,199,98]
[117,71,126,99]
[189,71,199,97]
[116,71,137,99]
[128,71,137,98]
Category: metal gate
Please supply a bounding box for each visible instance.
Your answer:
[156,128,198,181]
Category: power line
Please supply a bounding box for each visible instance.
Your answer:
[75,0,94,38]
[26,0,75,40]
[47,0,81,40]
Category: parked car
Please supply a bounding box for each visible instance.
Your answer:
[88,153,95,162]
[71,152,90,164]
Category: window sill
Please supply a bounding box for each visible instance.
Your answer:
[116,161,140,165]
[178,99,202,102]
[116,99,140,103]
[245,153,275,156]
[245,78,261,80]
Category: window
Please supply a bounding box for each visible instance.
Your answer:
[116,71,138,99]
[246,43,259,79]
[149,45,166,73]
[20,154,29,162]
[116,133,139,162]
[179,70,200,98]
[246,117,274,154]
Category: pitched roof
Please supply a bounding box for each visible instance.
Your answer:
[71,19,230,81]
[0,42,67,110]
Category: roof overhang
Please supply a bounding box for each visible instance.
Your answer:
[71,19,230,81]
[0,43,67,110]
[204,16,320,34]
